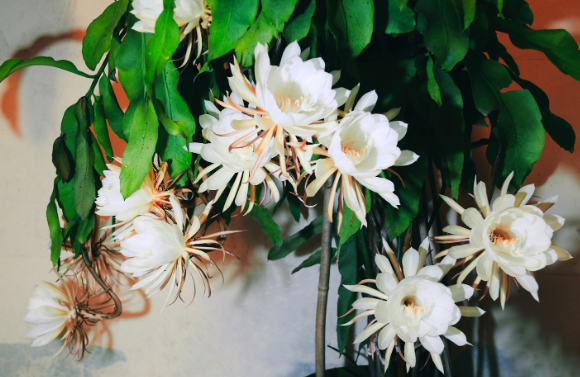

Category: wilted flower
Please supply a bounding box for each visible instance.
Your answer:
[24,281,88,359]
[434,172,570,305]
[119,200,235,311]
[187,97,282,212]
[131,0,211,35]
[306,90,418,227]
[343,239,483,373]
[219,41,349,178]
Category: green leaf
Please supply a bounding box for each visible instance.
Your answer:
[60,105,78,156]
[250,206,283,246]
[144,0,180,87]
[0,57,93,84]
[465,55,513,116]
[430,68,465,198]
[235,13,278,68]
[287,193,302,222]
[91,132,108,176]
[52,136,73,182]
[426,55,442,106]
[116,28,149,101]
[512,76,575,152]
[207,0,259,61]
[292,247,337,274]
[73,98,96,220]
[375,0,416,35]
[385,155,429,238]
[495,18,580,81]
[99,77,126,141]
[82,0,129,70]
[283,0,316,43]
[495,90,544,187]
[485,0,503,15]
[503,0,533,25]
[461,0,476,29]
[47,181,64,266]
[327,0,374,69]
[415,0,470,71]
[120,98,159,198]
[262,0,299,31]
[267,215,323,260]
[336,205,361,259]
[93,96,114,161]
[336,235,360,353]
[77,212,95,244]
[57,179,76,222]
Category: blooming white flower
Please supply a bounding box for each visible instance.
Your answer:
[435,172,570,305]
[344,239,483,373]
[187,97,282,212]
[220,41,349,176]
[131,0,210,35]
[120,200,229,311]
[24,282,77,348]
[306,90,418,226]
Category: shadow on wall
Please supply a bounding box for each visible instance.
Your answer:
[0,343,126,376]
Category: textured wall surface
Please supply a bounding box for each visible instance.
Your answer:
[0,1,579,376]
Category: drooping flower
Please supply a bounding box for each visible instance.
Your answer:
[219,41,349,178]
[433,172,570,306]
[24,281,88,359]
[187,97,283,212]
[306,90,418,227]
[131,0,211,35]
[119,199,235,311]
[344,239,483,373]
[95,159,180,239]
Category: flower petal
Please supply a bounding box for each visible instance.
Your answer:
[420,335,444,354]
[378,324,397,350]
[404,341,416,368]
[449,284,475,302]
[448,244,482,259]
[402,247,420,277]
[444,326,469,346]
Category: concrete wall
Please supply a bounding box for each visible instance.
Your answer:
[0,1,579,376]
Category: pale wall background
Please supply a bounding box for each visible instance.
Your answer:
[0,1,579,376]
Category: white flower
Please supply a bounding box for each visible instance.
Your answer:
[306,91,418,226]
[131,0,209,35]
[344,239,483,373]
[435,172,570,305]
[24,282,76,348]
[187,98,282,212]
[120,201,227,311]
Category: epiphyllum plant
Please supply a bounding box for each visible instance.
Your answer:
[434,173,570,306]
[4,0,579,374]
[344,239,483,373]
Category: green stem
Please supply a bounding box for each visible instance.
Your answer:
[85,53,110,98]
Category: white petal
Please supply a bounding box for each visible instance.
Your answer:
[378,324,397,350]
[354,90,378,112]
[376,272,398,295]
[458,306,485,317]
[352,297,381,311]
[476,253,494,281]
[417,266,444,281]
[389,120,407,140]
[375,254,394,275]
[514,184,535,207]
[402,247,420,277]
[552,245,573,261]
[500,171,514,196]
[394,150,419,166]
[444,326,469,346]
[431,353,444,374]
[331,70,341,85]
[474,180,490,216]
[544,214,565,231]
[516,272,540,301]
[449,284,474,302]
[492,194,516,212]
[187,142,204,153]
[441,195,465,215]
[461,207,484,228]
[443,225,471,236]
[354,322,385,344]
[448,244,482,259]
[404,341,416,368]
[420,335,444,354]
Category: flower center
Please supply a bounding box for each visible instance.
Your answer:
[400,294,429,320]
[275,93,312,114]
[231,143,257,163]
[489,225,525,256]
[341,135,371,165]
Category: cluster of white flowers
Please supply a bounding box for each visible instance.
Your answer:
[186,42,418,228]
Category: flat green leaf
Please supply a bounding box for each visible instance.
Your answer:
[336,235,360,353]
[93,96,114,161]
[250,206,283,246]
[496,90,544,187]
[426,55,442,106]
[144,0,180,87]
[327,0,374,68]
[91,132,108,176]
[60,105,78,156]
[99,77,126,141]
[262,0,299,31]
[120,98,159,198]
[0,57,93,84]
[57,179,76,222]
[116,28,149,101]
[283,0,316,43]
[267,215,323,260]
[512,76,575,152]
[503,0,533,25]
[291,247,337,274]
[495,18,580,81]
[465,55,513,116]
[235,12,278,68]
[287,193,302,222]
[336,205,361,259]
[77,212,95,244]
[375,0,416,35]
[415,0,470,71]
[82,0,129,70]
[396,0,410,8]
[73,98,96,220]
[207,0,259,61]
[385,155,428,238]
[485,0,503,15]
[430,68,464,198]
[47,181,64,266]
[52,136,73,182]
[462,0,476,30]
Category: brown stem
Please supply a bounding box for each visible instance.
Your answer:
[315,179,333,377]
